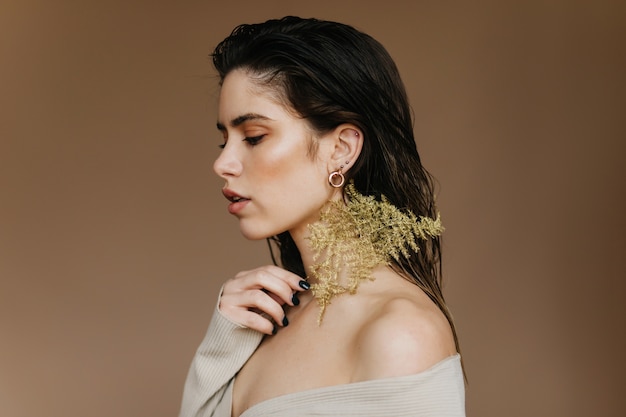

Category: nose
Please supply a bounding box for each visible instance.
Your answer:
[213,144,243,179]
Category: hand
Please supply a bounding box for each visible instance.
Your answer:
[219,265,310,335]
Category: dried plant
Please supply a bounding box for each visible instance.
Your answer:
[308,183,443,323]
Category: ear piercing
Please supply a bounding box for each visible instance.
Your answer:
[328,160,350,188]
[328,170,345,188]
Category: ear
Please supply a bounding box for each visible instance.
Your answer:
[328,125,363,175]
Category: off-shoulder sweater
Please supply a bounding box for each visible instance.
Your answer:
[179,307,465,417]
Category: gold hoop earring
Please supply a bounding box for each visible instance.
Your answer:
[328,171,345,188]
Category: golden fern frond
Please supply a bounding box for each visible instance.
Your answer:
[307,183,444,324]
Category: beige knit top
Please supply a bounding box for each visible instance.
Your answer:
[179,306,465,417]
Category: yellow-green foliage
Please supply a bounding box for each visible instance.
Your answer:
[308,183,443,323]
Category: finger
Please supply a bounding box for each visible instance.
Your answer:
[225,308,276,335]
[221,289,286,326]
[235,267,309,306]
[232,265,309,294]
[263,266,311,292]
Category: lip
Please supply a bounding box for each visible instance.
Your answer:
[222,188,250,215]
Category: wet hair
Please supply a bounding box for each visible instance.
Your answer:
[212,16,461,356]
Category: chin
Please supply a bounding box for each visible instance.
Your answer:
[237,217,294,241]
[238,224,277,241]
[239,230,269,241]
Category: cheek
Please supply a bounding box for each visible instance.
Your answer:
[259,153,292,179]
[256,138,315,180]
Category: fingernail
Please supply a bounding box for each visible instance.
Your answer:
[271,324,277,335]
[299,280,311,290]
[292,293,300,306]
[282,315,289,327]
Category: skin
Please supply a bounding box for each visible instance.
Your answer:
[214,69,339,243]
[213,69,457,417]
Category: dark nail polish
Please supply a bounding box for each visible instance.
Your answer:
[299,280,311,290]
[272,324,277,335]
[282,316,289,327]
[292,293,300,306]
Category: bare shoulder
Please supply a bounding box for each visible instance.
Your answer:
[352,288,457,381]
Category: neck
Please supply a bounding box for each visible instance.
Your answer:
[280,183,444,323]
[287,193,342,284]
[288,226,319,283]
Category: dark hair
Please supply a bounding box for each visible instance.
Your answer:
[212,16,461,356]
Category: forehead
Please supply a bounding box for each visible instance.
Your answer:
[218,70,289,120]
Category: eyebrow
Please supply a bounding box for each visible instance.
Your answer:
[216,113,273,131]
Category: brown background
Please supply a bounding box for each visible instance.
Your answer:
[1,1,624,416]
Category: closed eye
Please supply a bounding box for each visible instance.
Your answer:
[243,135,265,146]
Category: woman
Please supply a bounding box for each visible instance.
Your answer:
[179,16,465,417]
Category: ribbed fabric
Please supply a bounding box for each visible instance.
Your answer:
[240,354,465,416]
[178,306,263,417]
[179,305,465,417]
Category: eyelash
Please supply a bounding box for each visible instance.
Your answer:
[243,135,265,146]
[218,135,265,149]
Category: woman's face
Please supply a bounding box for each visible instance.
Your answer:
[213,69,335,240]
